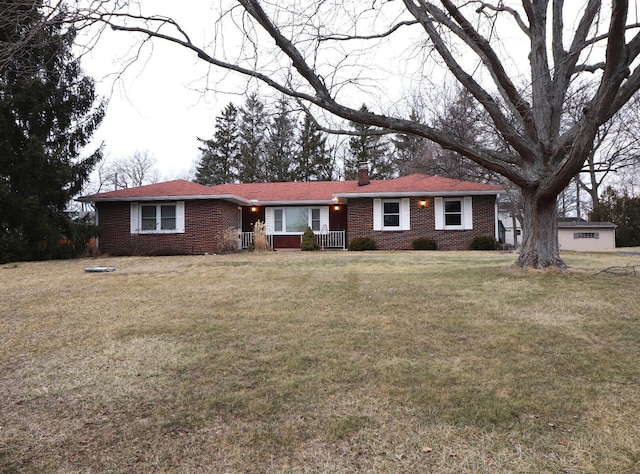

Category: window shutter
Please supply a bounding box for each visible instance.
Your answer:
[320,206,329,231]
[373,199,382,231]
[400,198,410,230]
[434,197,444,230]
[130,203,139,234]
[265,208,274,234]
[176,201,185,233]
[463,196,473,230]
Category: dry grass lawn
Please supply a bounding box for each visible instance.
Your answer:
[1,250,640,473]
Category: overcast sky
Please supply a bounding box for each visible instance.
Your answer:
[80,1,244,182]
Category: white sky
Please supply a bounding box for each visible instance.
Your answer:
[80,1,244,182]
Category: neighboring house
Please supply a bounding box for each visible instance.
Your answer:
[497,199,522,248]
[78,165,503,255]
[557,220,617,251]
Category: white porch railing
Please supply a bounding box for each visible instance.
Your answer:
[240,232,274,250]
[315,231,346,249]
[239,231,345,250]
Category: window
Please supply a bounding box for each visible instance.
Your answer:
[141,205,157,230]
[131,202,185,234]
[160,205,176,230]
[311,208,321,231]
[373,198,410,231]
[267,207,328,234]
[444,199,462,227]
[434,196,473,230]
[574,232,599,239]
[383,201,401,228]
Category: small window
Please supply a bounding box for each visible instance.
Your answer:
[383,201,400,228]
[574,232,599,239]
[141,205,158,230]
[444,199,463,227]
[160,205,176,230]
[274,209,283,232]
[311,208,321,231]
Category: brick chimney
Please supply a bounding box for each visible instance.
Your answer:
[357,162,370,186]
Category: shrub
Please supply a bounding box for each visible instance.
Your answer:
[412,237,437,250]
[218,227,240,254]
[253,220,270,252]
[301,226,319,251]
[349,237,376,251]
[470,235,498,250]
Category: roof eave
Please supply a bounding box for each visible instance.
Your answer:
[333,190,502,198]
[77,194,250,205]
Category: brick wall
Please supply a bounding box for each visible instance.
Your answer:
[346,195,497,250]
[95,200,239,255]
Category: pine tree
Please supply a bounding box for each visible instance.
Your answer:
[264,97,295,182]
[195,103,240,185]
[0,1,104,263]
[294,113,334,181]
[392,110,435,176]
[591,187,640,247]
[344,104,396,180]
[238,93,268,183]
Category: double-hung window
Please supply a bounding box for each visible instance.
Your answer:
[444,199,463,227]
[383,201,401,228]
[373,198,410,231]
[434,197,473,230]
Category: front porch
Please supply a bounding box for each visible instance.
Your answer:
[240,230,346,250]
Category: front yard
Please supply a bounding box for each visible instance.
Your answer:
[1,251,639,472]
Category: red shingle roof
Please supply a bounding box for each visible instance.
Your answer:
[80,174,502,203]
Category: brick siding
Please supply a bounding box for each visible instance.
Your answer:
[96,200,239,256]
[346,196,497,250]
[96,195,496,255]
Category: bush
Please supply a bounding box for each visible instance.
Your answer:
[252,220,270,251]
[218,227,240,254]
[470,235,498,250]
[301,226,319,251]
[349,237,377,251]
[412,237,437,250]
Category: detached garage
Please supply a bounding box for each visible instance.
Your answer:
[558,221,617,251]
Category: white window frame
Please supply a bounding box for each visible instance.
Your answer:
[265,206,329,234]
[434,196,473,230]
[574,232,599,239]
[444,198,464,229]
[130,202,185,234]
[373,198,410,231]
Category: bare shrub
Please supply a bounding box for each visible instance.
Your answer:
[253,220,269,252]
[218,227,240,254]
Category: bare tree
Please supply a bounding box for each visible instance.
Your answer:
[82,1,640,268]
[104,150,160,190]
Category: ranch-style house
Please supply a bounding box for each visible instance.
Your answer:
[79,165,503,255]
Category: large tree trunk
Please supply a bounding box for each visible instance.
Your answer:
[515,190,565,269]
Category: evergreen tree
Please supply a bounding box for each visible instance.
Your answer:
[238,93,267,183]
[344,104,396,180]
[0,1,104,263]
[392,110,434,176]
[264,97,295,182]
[591,187,640,248]
[294,113,334,181]
[195,103,240,185]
